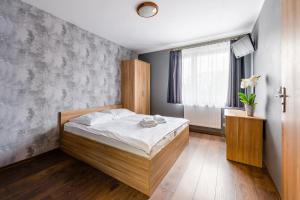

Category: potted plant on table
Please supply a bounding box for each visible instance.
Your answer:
[239,75,261,117]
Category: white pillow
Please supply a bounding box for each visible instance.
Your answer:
[103,108,136,119]
[69,112,113,126]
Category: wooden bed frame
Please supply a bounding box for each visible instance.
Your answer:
[58,104,189,196]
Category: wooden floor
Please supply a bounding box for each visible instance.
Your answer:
[0,132,280,200]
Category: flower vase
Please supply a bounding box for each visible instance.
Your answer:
[245,104,254,117]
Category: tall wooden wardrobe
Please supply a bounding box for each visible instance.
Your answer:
[121,59,150,115]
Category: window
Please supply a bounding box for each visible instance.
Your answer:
[182,41,230,107]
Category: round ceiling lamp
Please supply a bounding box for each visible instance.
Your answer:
[137,2,159,18]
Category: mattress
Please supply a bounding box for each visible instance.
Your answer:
[64,114,189,158]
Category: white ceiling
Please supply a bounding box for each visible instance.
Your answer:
[22,0,265,54]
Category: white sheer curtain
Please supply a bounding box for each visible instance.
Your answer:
[182,41,230,107]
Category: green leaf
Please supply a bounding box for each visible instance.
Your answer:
[240,100,249,104]
[245,94,255,105]
[239,92,247,99]
[239,92,257,105]
[248,94,256,105]
[239,92,249,104]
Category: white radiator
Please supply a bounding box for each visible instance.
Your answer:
[184,105,222,129]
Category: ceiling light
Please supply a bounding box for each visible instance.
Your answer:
[137,2,159,18]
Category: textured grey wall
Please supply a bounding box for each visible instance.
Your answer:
[139,50,184,118]
[0,0,136,167]
[252,0,282,193]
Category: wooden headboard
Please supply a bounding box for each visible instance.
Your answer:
[58,104,122,135]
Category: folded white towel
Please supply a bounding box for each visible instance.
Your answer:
[142,117,155,122]
[139,121,157,128]
[139,117,158,128]
[153,115,167,124]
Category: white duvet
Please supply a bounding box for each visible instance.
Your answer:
[65,114,189,154]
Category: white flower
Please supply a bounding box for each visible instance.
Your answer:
[249,75,261,87]
[241,79,250,89]
[240,75,261,88]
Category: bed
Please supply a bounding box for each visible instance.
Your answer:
[58,104,189,196]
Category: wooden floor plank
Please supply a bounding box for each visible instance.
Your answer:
[249,166,280,200]
[0,159,76,200]
[32,163,117,200]
[0,132,280,200]
[214,139,237,200]
[0,150,69,188]
[233,163,259,200]
[170,134,211,200]
[192,135,224,200]
[149,133,199,200]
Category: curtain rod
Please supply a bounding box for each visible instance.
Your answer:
[170,33,249,51]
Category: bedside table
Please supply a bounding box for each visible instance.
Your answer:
[225,109,265,168]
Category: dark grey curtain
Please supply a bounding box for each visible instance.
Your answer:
[167,50,182,104]
[226,41,246,108]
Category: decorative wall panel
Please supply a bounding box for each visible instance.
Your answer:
[0,0,136,167]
